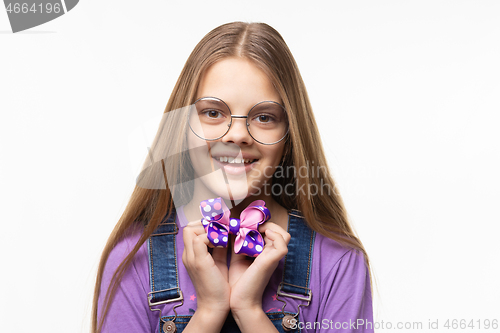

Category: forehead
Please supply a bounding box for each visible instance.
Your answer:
[196,57,282,108]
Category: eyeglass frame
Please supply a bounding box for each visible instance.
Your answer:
[188,96,289,145]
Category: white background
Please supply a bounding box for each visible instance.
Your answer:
[1,1,499,332]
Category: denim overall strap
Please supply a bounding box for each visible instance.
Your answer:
[280,209,315,298]
[271,209,315,332]
[147,209,183,329]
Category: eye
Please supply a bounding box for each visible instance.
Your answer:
[258,115,271,123]
[202,109,224,119]
[253,113,276,123]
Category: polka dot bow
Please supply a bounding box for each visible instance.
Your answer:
[200,197,271,257]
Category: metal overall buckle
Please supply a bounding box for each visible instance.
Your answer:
[148,288,184,333]
[276,282,312,331]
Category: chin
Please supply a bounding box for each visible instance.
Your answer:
[196,176,247,200]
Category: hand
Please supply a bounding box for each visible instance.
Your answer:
[182,221,230,316]
[228,222,291,314]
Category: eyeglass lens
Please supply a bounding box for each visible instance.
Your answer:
[188,97,288,144]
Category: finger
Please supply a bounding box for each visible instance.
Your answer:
[258,221,285,233]
[192,233,212,259]
[182,225,195,260]
[263,234,272,247]
[259,222,291,245]
[186,223,207,235]
[193,224,217,248]
[183,223,208,253]
[262,229,288,258]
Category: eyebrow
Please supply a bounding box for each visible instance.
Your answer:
[197,97,283,109]
[196,98,226,106]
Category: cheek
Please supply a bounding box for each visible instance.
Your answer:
[187,131,198,152]
[253,145,285,180]
[187,135,198,167]
[265,144,285,166]
[187,133,210,176]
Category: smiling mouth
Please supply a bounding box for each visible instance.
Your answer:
[212,156,259,165]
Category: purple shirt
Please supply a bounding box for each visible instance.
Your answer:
[98,206,373,332]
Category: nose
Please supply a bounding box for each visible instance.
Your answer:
[221,116,253,145]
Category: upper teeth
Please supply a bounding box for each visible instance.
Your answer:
[216,157,254,164]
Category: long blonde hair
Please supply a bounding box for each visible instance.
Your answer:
[92,21,371,333]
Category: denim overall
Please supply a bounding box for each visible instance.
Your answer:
[147,209,315,333]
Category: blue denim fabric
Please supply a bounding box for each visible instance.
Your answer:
[148,209,315,333]
[281,210,316,298]
[148,212,181,303]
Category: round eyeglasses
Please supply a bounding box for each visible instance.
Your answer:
[188,96,289,145]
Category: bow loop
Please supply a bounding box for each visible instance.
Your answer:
[200,197,228,224]
[200,198,231,247]
[199,197,271,256]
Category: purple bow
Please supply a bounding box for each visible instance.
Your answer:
[199,197,271,257]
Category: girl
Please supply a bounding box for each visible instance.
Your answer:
[92,22,373,333]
